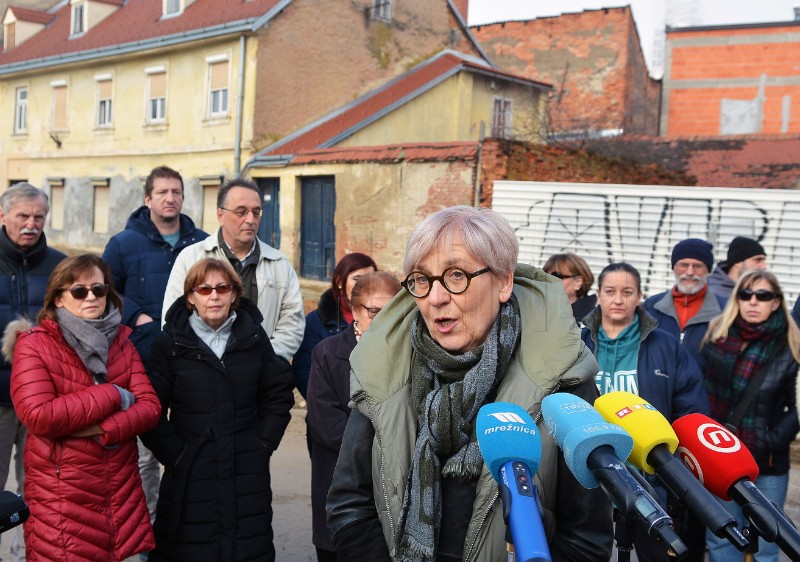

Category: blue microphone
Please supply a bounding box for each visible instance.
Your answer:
[541,393,688,559]
[476,402,551,562]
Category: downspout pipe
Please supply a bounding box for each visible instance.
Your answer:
[234,34,246,174]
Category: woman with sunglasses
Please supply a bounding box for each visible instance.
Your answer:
[306,271,400,562]
[5,253,161,561]
[326,206,613,561]
[701,270,800,562]
[543,252,597,324]
[141,258,294,562]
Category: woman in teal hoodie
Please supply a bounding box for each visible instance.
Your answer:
[581,261,709,562]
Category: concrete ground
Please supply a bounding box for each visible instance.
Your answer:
[1,407,798,561]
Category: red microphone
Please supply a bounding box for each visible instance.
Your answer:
[672,413,758,501]
[673,413,800,561]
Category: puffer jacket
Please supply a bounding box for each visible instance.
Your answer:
[142,297,294,562]
[102,207,207,361]
[581,306,710,422]
[9,317,161,562]
[293,288,349,397]
[327,264,614,562]
[0,227,66,405]
[161,229,305,361]
[701,343,799,476]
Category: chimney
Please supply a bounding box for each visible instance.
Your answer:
[795,5,800,20]
[453,0,469,23]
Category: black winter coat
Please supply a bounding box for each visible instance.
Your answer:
[142,297,294,562]
[306,325,357,550]
[0,227,65,405]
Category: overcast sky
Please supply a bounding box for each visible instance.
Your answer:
[468,1,799,76]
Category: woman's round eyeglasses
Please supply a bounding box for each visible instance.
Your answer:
[192,283,233,296]
[63,284,109,300]
[401,267,490,298]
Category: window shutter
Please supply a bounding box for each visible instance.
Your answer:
[98,79,112,99]
[210,61,228,90]
[7,23,15,49]
[149,73,166,98]
[54,86,68,130]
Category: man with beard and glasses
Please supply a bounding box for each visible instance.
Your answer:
[644,238,724,370]
[0,182,66,562]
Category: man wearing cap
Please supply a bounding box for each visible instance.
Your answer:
[643,238,725,368]
[707,236,767,300]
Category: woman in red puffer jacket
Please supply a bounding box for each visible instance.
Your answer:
[4,254,161,562]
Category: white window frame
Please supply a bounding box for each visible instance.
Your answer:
[96,76,113,128]
[206,55,230,118]
[372,0,392,21]
[14,86,27,134]
[163,0,181,17]
[71,2,85,35]
[492,97,513,139]
[145,67,167,124]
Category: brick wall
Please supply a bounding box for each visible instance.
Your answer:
[663,23,800,136]
[472,7,660,136]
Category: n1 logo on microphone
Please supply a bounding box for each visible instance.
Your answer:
[488,412,527,424]
[696,422,741,453]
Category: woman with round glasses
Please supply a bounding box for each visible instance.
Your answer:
[326,206,613,561]
[701,270,800,562]
[543,252,596,324]
[141,258,294,562]
[5,253,161,561]
[306,271,400,562]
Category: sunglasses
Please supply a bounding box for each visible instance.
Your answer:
[547,272,578,280]
[192,283,233,296]
[64,284,109,300]
[736,289,778,302]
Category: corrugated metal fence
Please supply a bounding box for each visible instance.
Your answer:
[492,181,800,304]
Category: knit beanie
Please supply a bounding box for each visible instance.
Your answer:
[671,238,714,270]
[726,236,766,265]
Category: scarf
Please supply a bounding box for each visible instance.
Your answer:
[189,310,237,359]
[55,305,121,383]
[395,294,521,561]
[704,311,786,450]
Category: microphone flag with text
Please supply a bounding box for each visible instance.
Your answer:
[673,413,800,561]
[541,392,687,559]
[476,402,551,562]
[594,391,749,552]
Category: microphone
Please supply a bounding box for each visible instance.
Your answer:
[594,391,749,552]
[476,402,551,562]
[541,392,687,559]
[0,491,29,534]
[673,413,800,561]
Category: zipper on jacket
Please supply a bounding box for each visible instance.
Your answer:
[464,489,499,561]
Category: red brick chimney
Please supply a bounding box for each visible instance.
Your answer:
[452,0,469,22]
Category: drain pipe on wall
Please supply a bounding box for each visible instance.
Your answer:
[233,34,246,175]
[473,121,486,208]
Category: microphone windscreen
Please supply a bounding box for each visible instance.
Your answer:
[672,413,759,501]
[476,402,542,481]
[594,391,678,474]
[541,393,633,488]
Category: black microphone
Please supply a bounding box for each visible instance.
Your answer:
[541,393,688,559]
[0,491,29,534]
[595,391,749,552]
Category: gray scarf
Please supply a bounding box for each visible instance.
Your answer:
[395,294,521,561]
[55,305,121,383]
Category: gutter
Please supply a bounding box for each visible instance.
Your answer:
[234,34,246,174]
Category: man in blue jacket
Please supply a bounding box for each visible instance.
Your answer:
[101,165,208,544]
[0,182,66,562]
[643,238,724,369]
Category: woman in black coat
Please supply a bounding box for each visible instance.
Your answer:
[142,258,294,562]
[306,271,400,562]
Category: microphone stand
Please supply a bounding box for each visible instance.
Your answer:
[614,510,634,562]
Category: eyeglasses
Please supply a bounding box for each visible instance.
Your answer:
[736,289,778,302]
[359,305,382,319]
[192,283,233,296]
[220,207,262,219]
[63,284,109,300]
[547,272,578,280]
[401,267,491,298]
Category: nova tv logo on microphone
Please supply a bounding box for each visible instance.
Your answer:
[484,412,537,435]
[697,422,741,453]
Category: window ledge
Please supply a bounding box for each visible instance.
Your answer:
[203,115,231,126]
[144,122,169,132]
